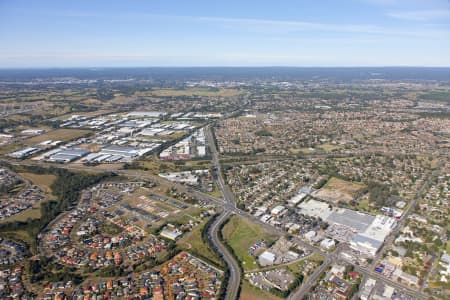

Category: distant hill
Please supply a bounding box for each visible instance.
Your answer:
[1,67,450,82]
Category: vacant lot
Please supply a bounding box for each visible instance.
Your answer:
[317,143,342,153]
[222,215,277,271]
[286,253,325,278]
[19,173,56,198]
[23,128,92,145]
[139,158,212,175]
[240,280,282,300]
[314,177,366,204]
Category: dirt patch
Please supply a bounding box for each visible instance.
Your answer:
[313,177,366,204]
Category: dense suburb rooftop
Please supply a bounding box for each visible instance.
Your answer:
[0,0,450,300]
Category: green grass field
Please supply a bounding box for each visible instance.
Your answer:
[222,215,277,271]
[177,218,223,267]
[19,172,57,197]
[317,143,342,152]
[23,128,92,145]
[0,208,42,223]
[358,197,371,211]
[240,280,282,300]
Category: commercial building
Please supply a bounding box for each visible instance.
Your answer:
[327,209,375,233]
[258,250,276,266]
[350,215,396,257]
[159,170,209,186]
[287,192,307,206]
[159,128,206,160]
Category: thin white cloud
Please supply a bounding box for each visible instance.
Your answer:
[23,10,450,39]
[189,15,449,39]
[193,16,383,34]
[387,9,450,21]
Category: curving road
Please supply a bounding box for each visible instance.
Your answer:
[208,211,242,300]
[4,141,443,300]
[205,125,242,299]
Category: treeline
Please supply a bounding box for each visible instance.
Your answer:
[199,216,226,270]
[131,242,180,273]
[28,257,83,284]
[50,167,112,211]
[367,181,392,208]
[255,130,273,137]
[0,164,113,250]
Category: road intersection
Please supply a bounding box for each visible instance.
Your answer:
[1,150,443,300]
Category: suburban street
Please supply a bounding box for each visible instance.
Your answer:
[0,151,445,300]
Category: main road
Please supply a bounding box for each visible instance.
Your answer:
[208,210,242,300]
[353,160,444,300]
[2,141,443,300]
[205,125,242,300]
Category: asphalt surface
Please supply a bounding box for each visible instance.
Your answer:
[353,161,444,300]
[205,125,242,300]
[208,211,242,300]
[1,152,445,300]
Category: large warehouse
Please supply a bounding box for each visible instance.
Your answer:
[47,148,90,163]
[298,199,396,257]
[350,215,396,257]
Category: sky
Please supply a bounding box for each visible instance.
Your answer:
[0,0,449,68]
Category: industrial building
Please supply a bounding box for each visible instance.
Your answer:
[47,148,90,163]
[258,250,276,266]
[126,111,167,118]
[287,192,307,206]
[159,170,209,186]
[8,147,41,159]
[80,145,155,164]
[159,128,207,160]
[21,129,46,135]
